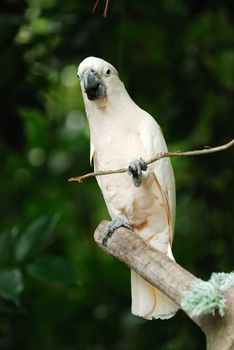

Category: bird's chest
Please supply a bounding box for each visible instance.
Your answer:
[93,128,158,221]
[94,128,146,169]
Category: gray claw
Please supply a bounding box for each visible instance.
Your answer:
[128,158,147,187]
[102,216,132,246]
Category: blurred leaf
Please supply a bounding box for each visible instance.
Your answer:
[27,255,80,286]
[0,269,24,306]
[15,214,60,262]
[0,227,19,265]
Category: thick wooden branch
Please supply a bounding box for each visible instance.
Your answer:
[95,221,196,309]
[202,287,234,350]
[94,221,198,320]
[94,221,234,350]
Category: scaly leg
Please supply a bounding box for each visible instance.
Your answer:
[102,216,132,245]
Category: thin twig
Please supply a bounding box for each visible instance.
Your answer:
[92,0,99,14]
[103,0,109,17]
[68,139,234,183]
[92,0,110,17]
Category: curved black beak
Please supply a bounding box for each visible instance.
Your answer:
[83,69,106,100]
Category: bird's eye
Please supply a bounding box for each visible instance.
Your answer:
[105,68,111,77]
[77,73,80,80]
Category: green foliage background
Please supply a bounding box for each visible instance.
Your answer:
[0,0,233,349]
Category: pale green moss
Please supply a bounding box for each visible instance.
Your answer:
[181,272,234,317]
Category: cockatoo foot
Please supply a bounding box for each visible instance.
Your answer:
[102,216,132,245]
[128,158,147,187]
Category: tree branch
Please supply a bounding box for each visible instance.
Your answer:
[68,139,234,183]
[94,221,234,350]
[94,221,196,311]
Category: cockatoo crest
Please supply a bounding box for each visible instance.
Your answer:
[78,57,123,103]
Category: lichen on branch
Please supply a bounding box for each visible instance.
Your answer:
[181,272,234,317]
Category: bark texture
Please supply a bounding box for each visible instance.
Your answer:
[94,221,234,350]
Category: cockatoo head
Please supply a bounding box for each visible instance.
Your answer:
[78,57,120,102]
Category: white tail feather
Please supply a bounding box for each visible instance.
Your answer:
[131,245,179,320]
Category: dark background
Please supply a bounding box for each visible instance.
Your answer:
[0,0,233,349]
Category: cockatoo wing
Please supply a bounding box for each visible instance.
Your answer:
[130,112,178,319]
[139,112,176,245]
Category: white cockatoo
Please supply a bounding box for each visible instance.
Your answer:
[78,56,179,320]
